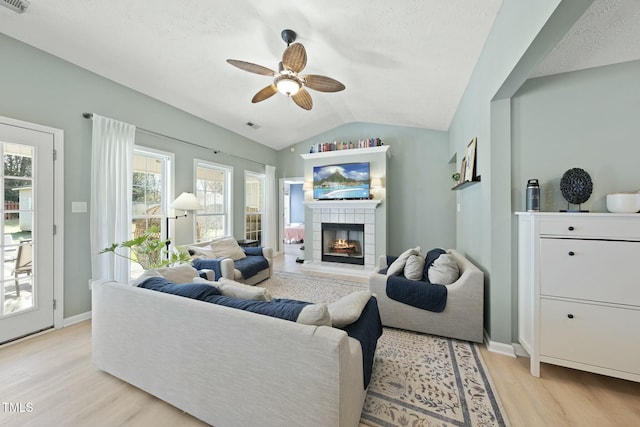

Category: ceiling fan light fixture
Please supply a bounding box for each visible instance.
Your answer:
[275,76,301,96]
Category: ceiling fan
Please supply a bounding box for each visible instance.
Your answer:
[226,29,345,110]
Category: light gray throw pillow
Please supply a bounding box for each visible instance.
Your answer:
[193,277,272,301]
[211,237,247,261]
[404,254,425,280]
[387,246,421,276]
[297,303,331,326]
[328,290,372,327]
[132,263,199,286]
[428,254,460,285]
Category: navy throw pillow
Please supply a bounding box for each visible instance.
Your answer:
[243,247,264,256]
[423,248,446,283]
[139,277,221,300]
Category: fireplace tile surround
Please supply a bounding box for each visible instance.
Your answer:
[306,200,381,269]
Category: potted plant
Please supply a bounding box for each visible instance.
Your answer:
[101,226,191,270]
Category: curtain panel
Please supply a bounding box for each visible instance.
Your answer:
[263,165,277,252]
[89,114,135,284]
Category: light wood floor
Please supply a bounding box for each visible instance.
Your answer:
[1,252,639,426]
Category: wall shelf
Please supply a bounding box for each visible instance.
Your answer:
[451,176,481,190]
[300,145,390,160]
[304,199,381,209]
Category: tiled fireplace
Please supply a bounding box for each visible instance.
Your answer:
[322,222,365,265]
[307,200,381,269]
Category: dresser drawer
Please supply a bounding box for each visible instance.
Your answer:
[540,298,640,376]
[540,238,640,306]
[539,216,640,239]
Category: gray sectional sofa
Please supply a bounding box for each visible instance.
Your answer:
[92,279,373,427]
[369,249,484,343]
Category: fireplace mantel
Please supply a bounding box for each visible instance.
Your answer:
[304,200,381,209]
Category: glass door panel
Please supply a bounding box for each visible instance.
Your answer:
[2,144,34,316]
[0,119,55,344]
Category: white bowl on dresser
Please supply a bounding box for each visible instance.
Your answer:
[606,192,640,213]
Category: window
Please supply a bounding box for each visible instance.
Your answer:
[245,172,264,244]
[131,148,172,276]
[194,160,232,242]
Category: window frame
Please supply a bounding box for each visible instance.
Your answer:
[244,171,265,245]
[130,146,174,276]
[193,159,233,243]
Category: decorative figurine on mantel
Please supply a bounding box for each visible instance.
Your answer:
[559,167,592,212]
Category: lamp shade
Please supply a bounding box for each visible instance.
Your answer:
[170,192,203,211]
[370,177,383,188]
[303,180,313,191]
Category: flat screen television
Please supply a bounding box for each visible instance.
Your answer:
[313,162,370,200]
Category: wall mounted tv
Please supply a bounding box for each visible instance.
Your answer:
[313,162,370,200]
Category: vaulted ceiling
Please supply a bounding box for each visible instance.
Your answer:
[1,0,638,150]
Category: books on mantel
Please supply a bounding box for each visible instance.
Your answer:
[309,138,383,153]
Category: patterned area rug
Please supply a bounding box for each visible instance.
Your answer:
[260,271,508,427]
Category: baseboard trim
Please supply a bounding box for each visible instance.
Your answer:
[63,311,92,327]
[512,343,530,358]
[483,330,517,358]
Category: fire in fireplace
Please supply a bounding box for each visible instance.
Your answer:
[321,223,365,265]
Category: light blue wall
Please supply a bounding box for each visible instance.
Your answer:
[512,60,640,213]
[289,184,304,224]
[448,0,595,344]
[279,122,455,256]
[0,33,277,318]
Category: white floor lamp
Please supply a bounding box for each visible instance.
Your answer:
[165,192,203,258]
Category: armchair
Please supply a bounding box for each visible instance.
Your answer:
[368,249,484,343]
[183,237,273,285]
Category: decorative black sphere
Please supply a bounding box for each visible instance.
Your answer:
[560,168,593,205]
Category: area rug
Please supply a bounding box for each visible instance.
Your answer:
[261,271,508,427]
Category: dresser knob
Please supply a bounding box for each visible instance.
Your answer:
[567,314,574,319]
[568,226,575,231]
[568,251,575,256]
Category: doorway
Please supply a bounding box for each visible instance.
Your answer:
[0,117,62,344]
[279,177,305,260]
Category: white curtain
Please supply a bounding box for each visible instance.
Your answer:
[263,165,277,251]
[90,114,135,284]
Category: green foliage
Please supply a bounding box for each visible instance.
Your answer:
[100,226,191,270]
[4,153,32,203]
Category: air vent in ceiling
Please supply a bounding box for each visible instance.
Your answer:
[1,0,30,13]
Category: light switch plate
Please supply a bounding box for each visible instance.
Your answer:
[72,201,87,213]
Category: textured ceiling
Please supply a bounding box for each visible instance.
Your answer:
[1,1,638,150]
[0,0,503,150]
[532,0,640,78]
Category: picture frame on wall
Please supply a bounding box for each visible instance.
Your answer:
[459,157,467,184]
[465,137,477,181]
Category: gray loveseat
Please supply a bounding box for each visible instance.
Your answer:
[368,249,484,343]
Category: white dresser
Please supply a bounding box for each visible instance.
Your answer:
[517,212,640,382]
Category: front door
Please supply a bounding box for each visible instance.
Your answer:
[0,119,56,344]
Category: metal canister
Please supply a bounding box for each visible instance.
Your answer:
[526,179,540,212]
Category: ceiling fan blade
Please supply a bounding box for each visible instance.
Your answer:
[227,59,275,76]
[302,74,346,92]
[291,88,313,110]
[282,43,307,73]
[251,85,278,103]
